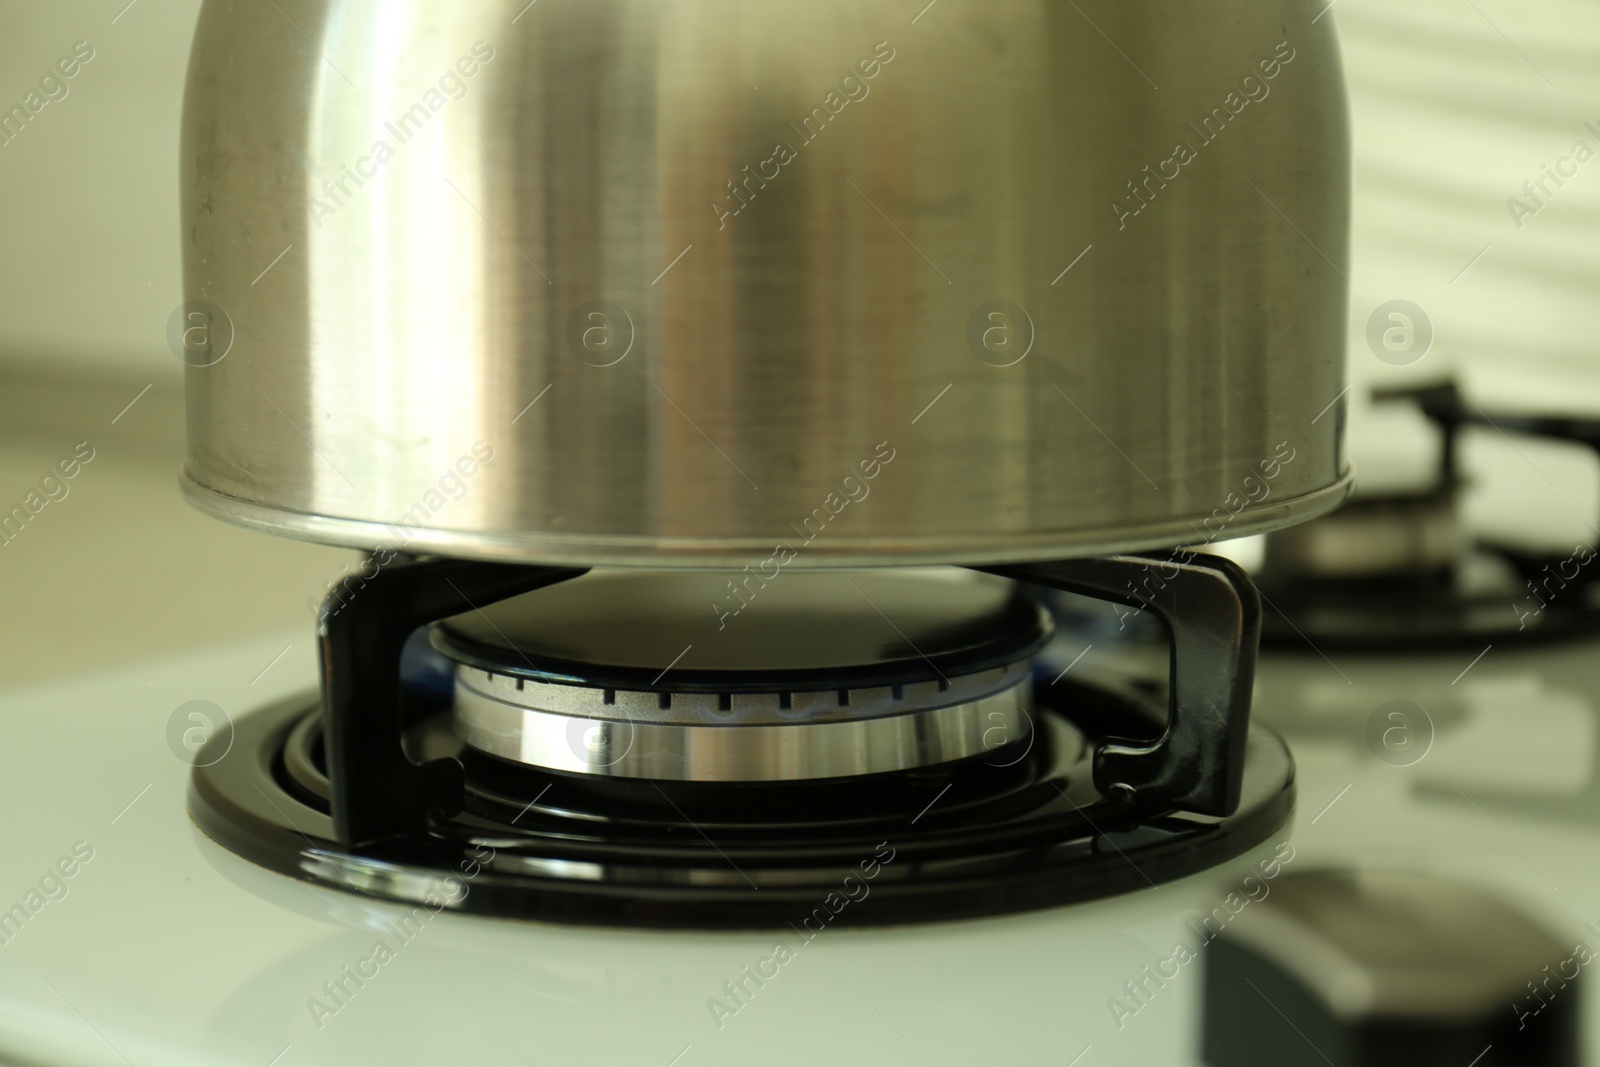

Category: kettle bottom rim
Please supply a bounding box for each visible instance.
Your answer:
[178,469,1356,569]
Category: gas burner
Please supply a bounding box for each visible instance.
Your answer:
[190,554,1293,928]
[433,571,1046,782]
[1259,382,1600,649]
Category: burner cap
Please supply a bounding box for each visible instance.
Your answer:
[431,570,1053,782]
[433,569,1049,691]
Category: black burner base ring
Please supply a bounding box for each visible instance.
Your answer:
[192,677,1294,929]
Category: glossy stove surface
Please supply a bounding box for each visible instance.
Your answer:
[0,631,1598,1066]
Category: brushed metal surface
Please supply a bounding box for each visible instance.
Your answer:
[452,673,1033,781]
[452,661,1031,728]
[180,0,1352,566]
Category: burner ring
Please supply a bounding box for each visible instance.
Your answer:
[432,570,1051,782]
[453,662,1033,781]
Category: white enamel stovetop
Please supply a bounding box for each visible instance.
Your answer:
[0,622,1595,1067]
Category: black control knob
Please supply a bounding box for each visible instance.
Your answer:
[1204,869,1582,1067]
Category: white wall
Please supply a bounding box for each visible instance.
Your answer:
[1338,0,1600,409]
[0,0,202,384]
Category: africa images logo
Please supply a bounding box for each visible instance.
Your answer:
[709,40,897,230]
[1111,41,1297,230]
[1107,842,1297,1030]
[307,42,496,228]
[705,842,896,1030]
[712,442,896,629]
[0,41,95,149]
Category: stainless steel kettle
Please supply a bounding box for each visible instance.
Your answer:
[179,0,1352,567]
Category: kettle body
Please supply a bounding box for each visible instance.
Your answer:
[180,0,1351,566]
